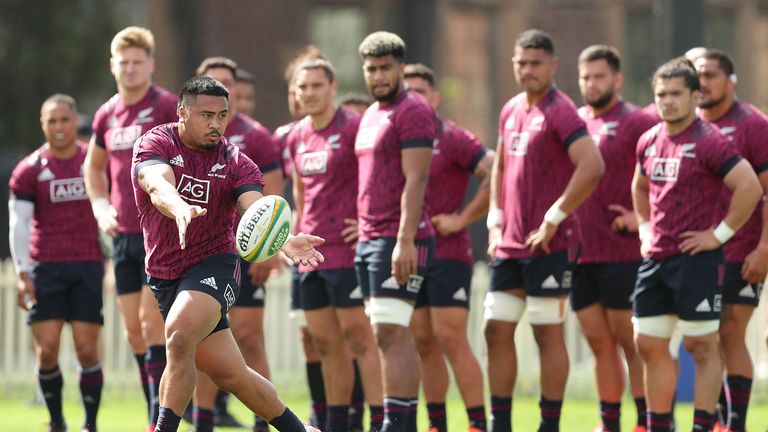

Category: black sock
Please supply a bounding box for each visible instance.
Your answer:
[194,407,214,432]
[599,401,620,432]
[538,396,562,432]
[489,395,512,432]
[467,405,487,431]
[692,409,714,431]
[269,407,305,432]
[134,353,151,417]
[726,375,751,431]
[369,405,384,432]
[648,411,671,432]
[155,406,181,432]
[350,360,365,430]
[382,397,410,432]
[427,402,447,432]
[146,345,166,425]
[716,380,729,425]
[407,398,418,432]
[38,366,65,427]
[254,415,270,431]
[326,405,350,432]
[306,361,326,427]
[79,364,103,429]
[214,389,229,415]
[634,397,647,427]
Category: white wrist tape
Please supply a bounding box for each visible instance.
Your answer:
[713,221,735,244]
[486,208,503,229]
[638,222,652,244]
[544,205,567,226]
[91,197,111,217]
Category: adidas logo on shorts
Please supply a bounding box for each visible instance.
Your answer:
[253,287,265,300]
[739,285,756,298]
[170,155,185,167]
[452,287,468,301]
[541,275,559,289]
[694,298,712,312]
[200,277,217,290]
[349,286,363,299]
[381,276,400,290]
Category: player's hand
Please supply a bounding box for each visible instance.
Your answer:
[525,221,558,254]
[175,205,207,250]
[341,218,359,247]
[487,226,502,259]
[283,233,325,267]
[392,239,417,285]
[741,245,768,283]
[16,272,36,311]
[608,204,638,234]
[249,261,273,286]
[93,200,118,237]
[679,229,720,255]
[431,213,465,236]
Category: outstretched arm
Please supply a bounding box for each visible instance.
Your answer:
[137,163,207,250]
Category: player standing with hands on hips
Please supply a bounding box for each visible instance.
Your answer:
[132,76,324,432]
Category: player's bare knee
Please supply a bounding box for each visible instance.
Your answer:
[164,326,197,359]
[683,335,719,364]
[373,323,406,352]
[582,327,616,354]
[434,328,465,357]
[341,326,371,355]
[483,319,512,346]
[36,343,60,368]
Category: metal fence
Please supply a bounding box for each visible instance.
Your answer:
[1,260,767,400]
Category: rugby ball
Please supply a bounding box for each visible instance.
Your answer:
[236,195,292,263]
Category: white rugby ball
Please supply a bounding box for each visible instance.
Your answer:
[236,195,292,263]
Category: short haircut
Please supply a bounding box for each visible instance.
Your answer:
[578,45,621,72]
[296,58,336,83]
[284,45,326,85]
[652,57,700,91]
[41,94,77,116]
[358,31,406,60]
[515,29,554,55]
[235,68,255,85]
[178,76,229,107]
[339,93,373,107]
[111,26,155,57]
[196,56,238,78]
[701,49,735,77]
[403,63,435,87]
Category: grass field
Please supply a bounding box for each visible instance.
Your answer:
[1,389,767,432]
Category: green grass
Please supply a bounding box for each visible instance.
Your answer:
[1,388,767,432]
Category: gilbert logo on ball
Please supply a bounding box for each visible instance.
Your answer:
[236,195,292,263]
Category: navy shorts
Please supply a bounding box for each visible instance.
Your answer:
[633,249,724,321]
[489,250,572,297]
[148,253,241,334]
[290,266,302,311]
[300,268,363,310]
[721,262,762,307]
[28,261,104,325]
[234,258,266,307]
[355,237,434,302]
[113,233,147,295]
[415,259,472,309]
[571,261,641,311]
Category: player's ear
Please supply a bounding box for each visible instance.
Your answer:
[615,71,624,90]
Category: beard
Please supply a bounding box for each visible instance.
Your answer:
[371,82,400,102]
[585,89,614,110]
[698,93,725,109]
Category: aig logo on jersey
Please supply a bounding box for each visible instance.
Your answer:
[300,151,328,176]
[109,125,142,151]
[177,174,210,204]
[650,158,680,182]
[50,178,87,202]
[506,131,530,156]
